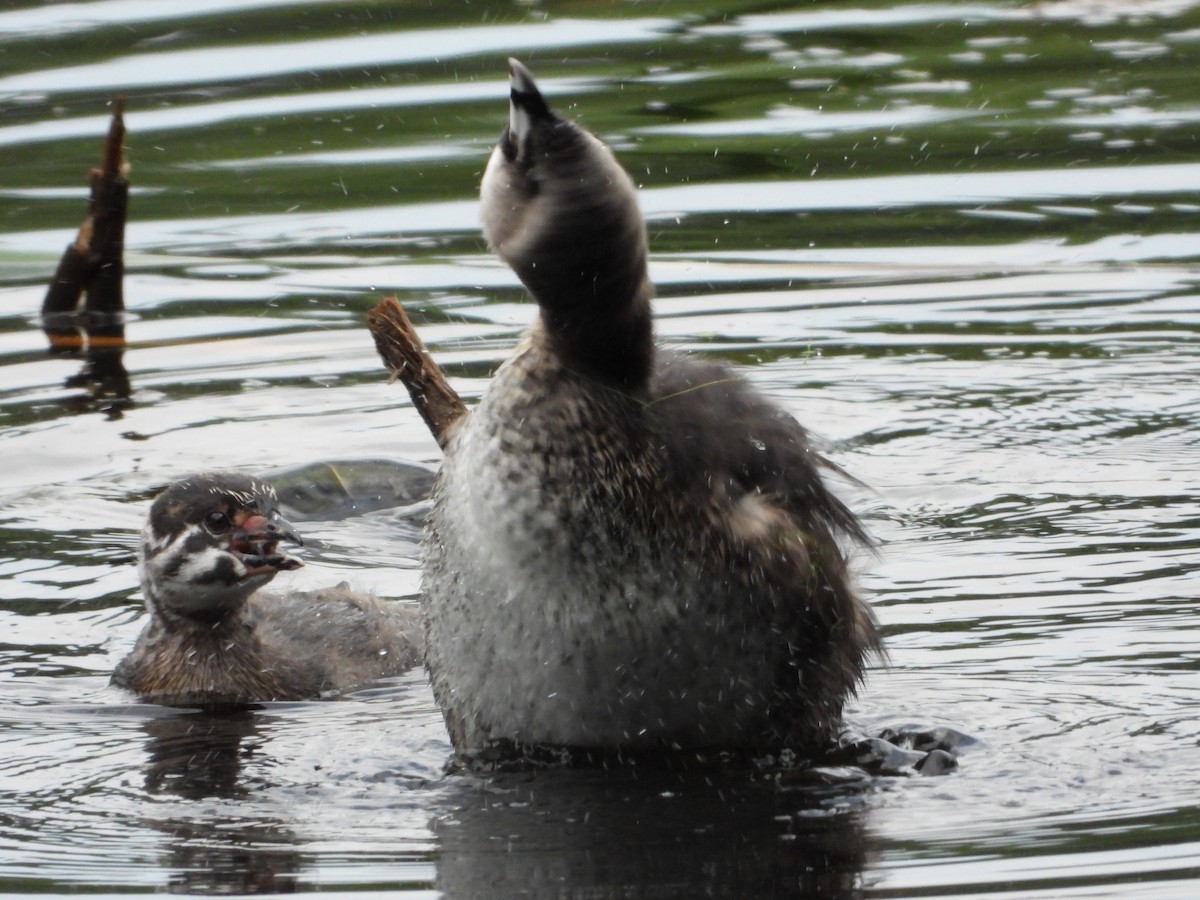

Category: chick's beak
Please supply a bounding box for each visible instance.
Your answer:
[268,510,304,548]
[232,511,304,574]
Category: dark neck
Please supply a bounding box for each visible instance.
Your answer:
[143,583,252,635]
[538,274,654,389]
[522,204,655,390]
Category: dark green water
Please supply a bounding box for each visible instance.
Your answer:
[1,1,1198,896]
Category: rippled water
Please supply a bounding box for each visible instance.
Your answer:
[2,1,1199,896]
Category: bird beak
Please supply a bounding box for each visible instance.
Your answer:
[232,511,304,574]
[268,510,303,547]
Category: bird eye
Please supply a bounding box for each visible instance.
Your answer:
[205,511,232,534]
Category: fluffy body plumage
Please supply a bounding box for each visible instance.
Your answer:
[423,60,878,757]
[113,473,421,705]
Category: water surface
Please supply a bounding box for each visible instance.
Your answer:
[1,1,1198,896]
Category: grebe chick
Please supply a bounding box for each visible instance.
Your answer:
[113,473,421,705]
[422,60,879,759]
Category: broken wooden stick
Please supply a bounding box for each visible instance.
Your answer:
[367,296,467,449]
[84,95,129,338]
[41,217,95,354]
[42,97,128,345]
[40,97,130,400]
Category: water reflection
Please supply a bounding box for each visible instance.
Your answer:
[134,708,880,898]
[0,18,673,94]
[155,819,303,896]
[435,768,870,900]
[46,321,131,415]
[139,710,305,895]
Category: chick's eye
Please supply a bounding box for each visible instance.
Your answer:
[205,511,232,534]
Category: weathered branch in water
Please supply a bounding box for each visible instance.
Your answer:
[41,218,96,354]
[367,296,466,450]
[40,97,130,400]
[84,96,128,334]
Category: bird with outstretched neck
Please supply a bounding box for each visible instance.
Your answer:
[423,59,879,763]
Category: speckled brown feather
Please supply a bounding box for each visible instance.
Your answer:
[113,474,422,706]
[113,585,423,705]
[423,60,878,758]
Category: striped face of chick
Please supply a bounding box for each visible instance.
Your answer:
[138,473,303,621]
